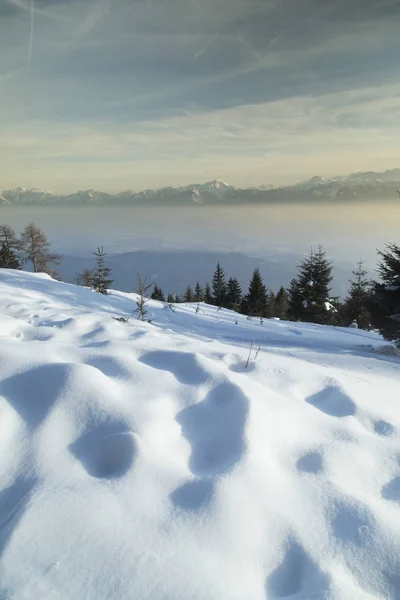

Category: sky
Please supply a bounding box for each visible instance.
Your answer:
[1,0,400,193]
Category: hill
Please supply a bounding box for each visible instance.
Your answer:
[0,270,400,599]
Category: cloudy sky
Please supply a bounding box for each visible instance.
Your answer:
[1,0,400,192]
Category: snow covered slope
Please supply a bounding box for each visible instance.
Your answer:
[0,270,400,600]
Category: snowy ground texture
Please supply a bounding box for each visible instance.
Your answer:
[1,271,400,600]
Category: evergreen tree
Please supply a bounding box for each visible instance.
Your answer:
[0,225,21,252]
[226,277,242,310]
[204,282,213,304]
[0,225,21,269]
[92,247,113,294]
[21,223,60,279]
[212,263,227,307]
[184,285,194,302]
[194,281,204,302]
[167,293,175,303]
[274,286,289,319]
[174,294,181,303]
[288,246,334,324]
[134,274,153,321]
[151,284,165,301]
[75,268,94,287]
[246,267,268,316]
[371,243,400,347]
[263,291,276,318]
[240,294,249,315]
[343,259,372,329]
[0,242,21,269]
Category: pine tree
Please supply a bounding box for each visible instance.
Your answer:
[151,284,165,302]
[212,263,227,307]
[167,293,175,303]
[246,267,268,316]
[274,286,289,319]
[174,294,181,303]
[0,243,21,269]
[21,223,60,278]
[343,259,372,329]
[0,225,22,252]
[204,282,213,304]
[288,246,334,324]
[226,277,242,310]
[194,281,204,302]
[75,268,94,287]
[135,274,153,321]
[371,243,400,347]
[264,291,276,318]
[184,285,194,302]
[92,247,113,294]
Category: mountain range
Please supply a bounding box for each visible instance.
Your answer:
[1,169,399,206]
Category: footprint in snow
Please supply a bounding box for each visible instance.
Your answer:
[176,380,248,477]
[382,476,400,503]
[296,451,323,474]
[70,422,137,479]
[374,420,395,436]
[265,538,331,599]
[0,363,71,428]
[85,356,131,379]
[330,498,374,547]
[306,384,355,418]
[170,478,215,511]
[138,350,209,385]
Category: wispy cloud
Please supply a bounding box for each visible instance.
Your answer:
[0,0,399,189]
[1,81,399,191]
[194,34,219,59]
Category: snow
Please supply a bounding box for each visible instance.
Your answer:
[0,270,400,600]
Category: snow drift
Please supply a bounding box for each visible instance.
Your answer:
[0,270,400,599]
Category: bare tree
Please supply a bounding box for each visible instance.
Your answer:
[21,223,61,278]
[134,274,153,321]
[75,268,94,288]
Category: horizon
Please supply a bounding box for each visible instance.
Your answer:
[2,166,400,196]
[1,1,400,193]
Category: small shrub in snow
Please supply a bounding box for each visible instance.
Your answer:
[254,337,264,361]
[134,274,153,322]
[92,247,113,295]
[163,301,176,313]
[113,316,129,323]
[245,340,255,368]
[245,337,264,367]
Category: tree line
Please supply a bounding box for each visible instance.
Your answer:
[0,222,399,347]
[0,223,60,278]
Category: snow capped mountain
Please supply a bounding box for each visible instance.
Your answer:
[295,175,340,191]
[0,270,400,599]
[0,191,10,204]
[289,168,400,201]
[1,169,399,206]
[346,168,400,184]
[199,179,237,197]
[64,189,112,205]
[1,187,58,204]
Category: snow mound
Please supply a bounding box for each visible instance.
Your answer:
[0,270,400,600]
